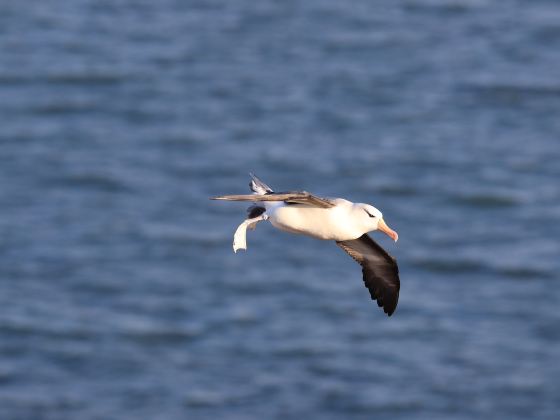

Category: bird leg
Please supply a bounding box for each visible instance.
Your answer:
[233,213,268,253]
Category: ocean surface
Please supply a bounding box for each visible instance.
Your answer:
[1,1,559,419]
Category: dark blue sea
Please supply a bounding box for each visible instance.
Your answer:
[1,1,559,419]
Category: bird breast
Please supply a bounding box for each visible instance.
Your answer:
[269,204,363,241]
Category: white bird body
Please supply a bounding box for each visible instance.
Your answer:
[266,199,365,241]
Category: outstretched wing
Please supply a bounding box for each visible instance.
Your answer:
[211,191,335,208]
[336,234,400,316]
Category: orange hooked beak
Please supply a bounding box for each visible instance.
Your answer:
[378,218,399,242]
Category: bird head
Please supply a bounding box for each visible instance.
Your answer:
[358,204,399,242]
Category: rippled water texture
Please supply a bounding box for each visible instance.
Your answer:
[1,1,559,419]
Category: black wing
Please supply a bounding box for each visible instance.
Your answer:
[211,191,335,208]
[336,234,400,316]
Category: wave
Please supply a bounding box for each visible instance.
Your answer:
[410,257,487,273]
[450,193,521,208]
[46,174,132,193]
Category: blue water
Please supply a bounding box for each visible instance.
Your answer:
[1,1,559,419]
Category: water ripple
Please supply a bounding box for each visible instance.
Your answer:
[2,1,560,419]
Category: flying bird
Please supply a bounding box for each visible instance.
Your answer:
[212,174,401,316]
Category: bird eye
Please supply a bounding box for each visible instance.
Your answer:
[364,209,375,218]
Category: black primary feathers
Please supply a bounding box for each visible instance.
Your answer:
[337,234,400,316]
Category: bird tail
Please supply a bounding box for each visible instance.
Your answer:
[249,173,273,195]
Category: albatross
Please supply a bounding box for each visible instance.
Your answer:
[211,174,401,316]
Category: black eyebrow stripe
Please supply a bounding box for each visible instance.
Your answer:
[363,209,374,217]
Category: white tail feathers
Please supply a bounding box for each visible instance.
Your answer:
[233,213,268,253]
